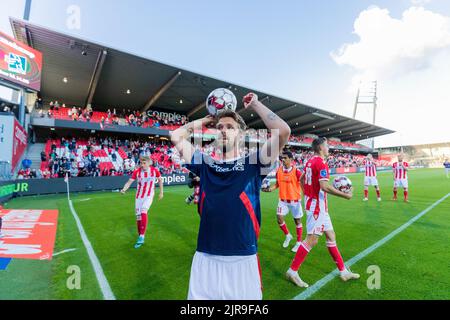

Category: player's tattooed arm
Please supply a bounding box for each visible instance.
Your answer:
[243,93,291,164]
[267,111,280,121]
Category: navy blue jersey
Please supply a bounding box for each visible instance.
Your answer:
[444,161,450,169]
[186,151,271,256]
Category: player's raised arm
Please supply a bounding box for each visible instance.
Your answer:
[243,93,291,165]
[319,180,352,200]
[170,116,216,164]
[120,178,135,194]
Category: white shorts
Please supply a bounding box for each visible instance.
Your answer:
[135,196,154,217]
[364,176,379,186]
[306,210,334,236]
[394,179,408,189]
[188,251,262,300]
[277,200,303,219]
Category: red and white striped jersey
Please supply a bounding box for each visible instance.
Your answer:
[392,161,409,180]
[303,156,329,215]
[132,167,161,199]
[363,160,377,177]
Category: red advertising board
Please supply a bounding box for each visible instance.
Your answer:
[0,209,59,260]
[0,30,43,91]
[11,118,27,171]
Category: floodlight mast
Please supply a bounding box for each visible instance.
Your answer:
[353,81,378,149]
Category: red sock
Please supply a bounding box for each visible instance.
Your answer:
[279,223,290,236]
[404,190,408,200]
[376,189,381,198]
[326,241,346,272]
[393,189,398,198]
[364,190,368,198]
[290,242,311,271]
[136,220,141,235]
[296,224,303,242]
[138,213,148,236]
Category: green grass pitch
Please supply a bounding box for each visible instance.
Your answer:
[1,168,449,300]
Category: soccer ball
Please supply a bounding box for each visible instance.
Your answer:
[333,176,353,193]
[206,88,237,116]
[261,178,271,190]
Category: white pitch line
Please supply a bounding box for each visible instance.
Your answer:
[52,248,77,257]
[293,192,450,300]
[68,200,116,300]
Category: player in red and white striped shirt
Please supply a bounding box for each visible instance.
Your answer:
[286,138,359,288]
[392,154,409,202]
[363,154,381,202]
[121,155,164,248]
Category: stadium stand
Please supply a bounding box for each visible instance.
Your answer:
[14,132,383,180]
[23,136,184,179]
[35,103,186,131]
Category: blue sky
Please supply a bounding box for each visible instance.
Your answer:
[1,0,450,147]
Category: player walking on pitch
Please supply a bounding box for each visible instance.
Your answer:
[171,92,290,300]
[392,154,409,202]
[263,150,304,252]
[120,155,164,248]
[286,137,360,288]
[444,159,450,179]
[363,154,381,202]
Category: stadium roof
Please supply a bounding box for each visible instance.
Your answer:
[10,17,394,142]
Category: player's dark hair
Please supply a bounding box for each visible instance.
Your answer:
[216,111,247,131]
[312,137,327,153]
[282,150,294,159]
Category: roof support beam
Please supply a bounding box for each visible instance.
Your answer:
[187,101,206,118]
[311,119,353,134]
[142,71,182,112]
[282,112,313,127]
[291,119,333,134]
[85,49,108,107]
[339,129,384,142]
[247,103,298,127]
[333,126,378,139]
[323,123,372,137]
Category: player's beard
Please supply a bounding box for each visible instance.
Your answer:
[215,134,240,158]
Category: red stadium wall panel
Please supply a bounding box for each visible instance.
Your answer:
[0,114,27,172]
[0,209,59,260]
[0,30,43,91]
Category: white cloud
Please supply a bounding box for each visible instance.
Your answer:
[331,6,450,148]
[331,6,450,81]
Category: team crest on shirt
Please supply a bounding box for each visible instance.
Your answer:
[232,160,245,171]
[320,169,327,178]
